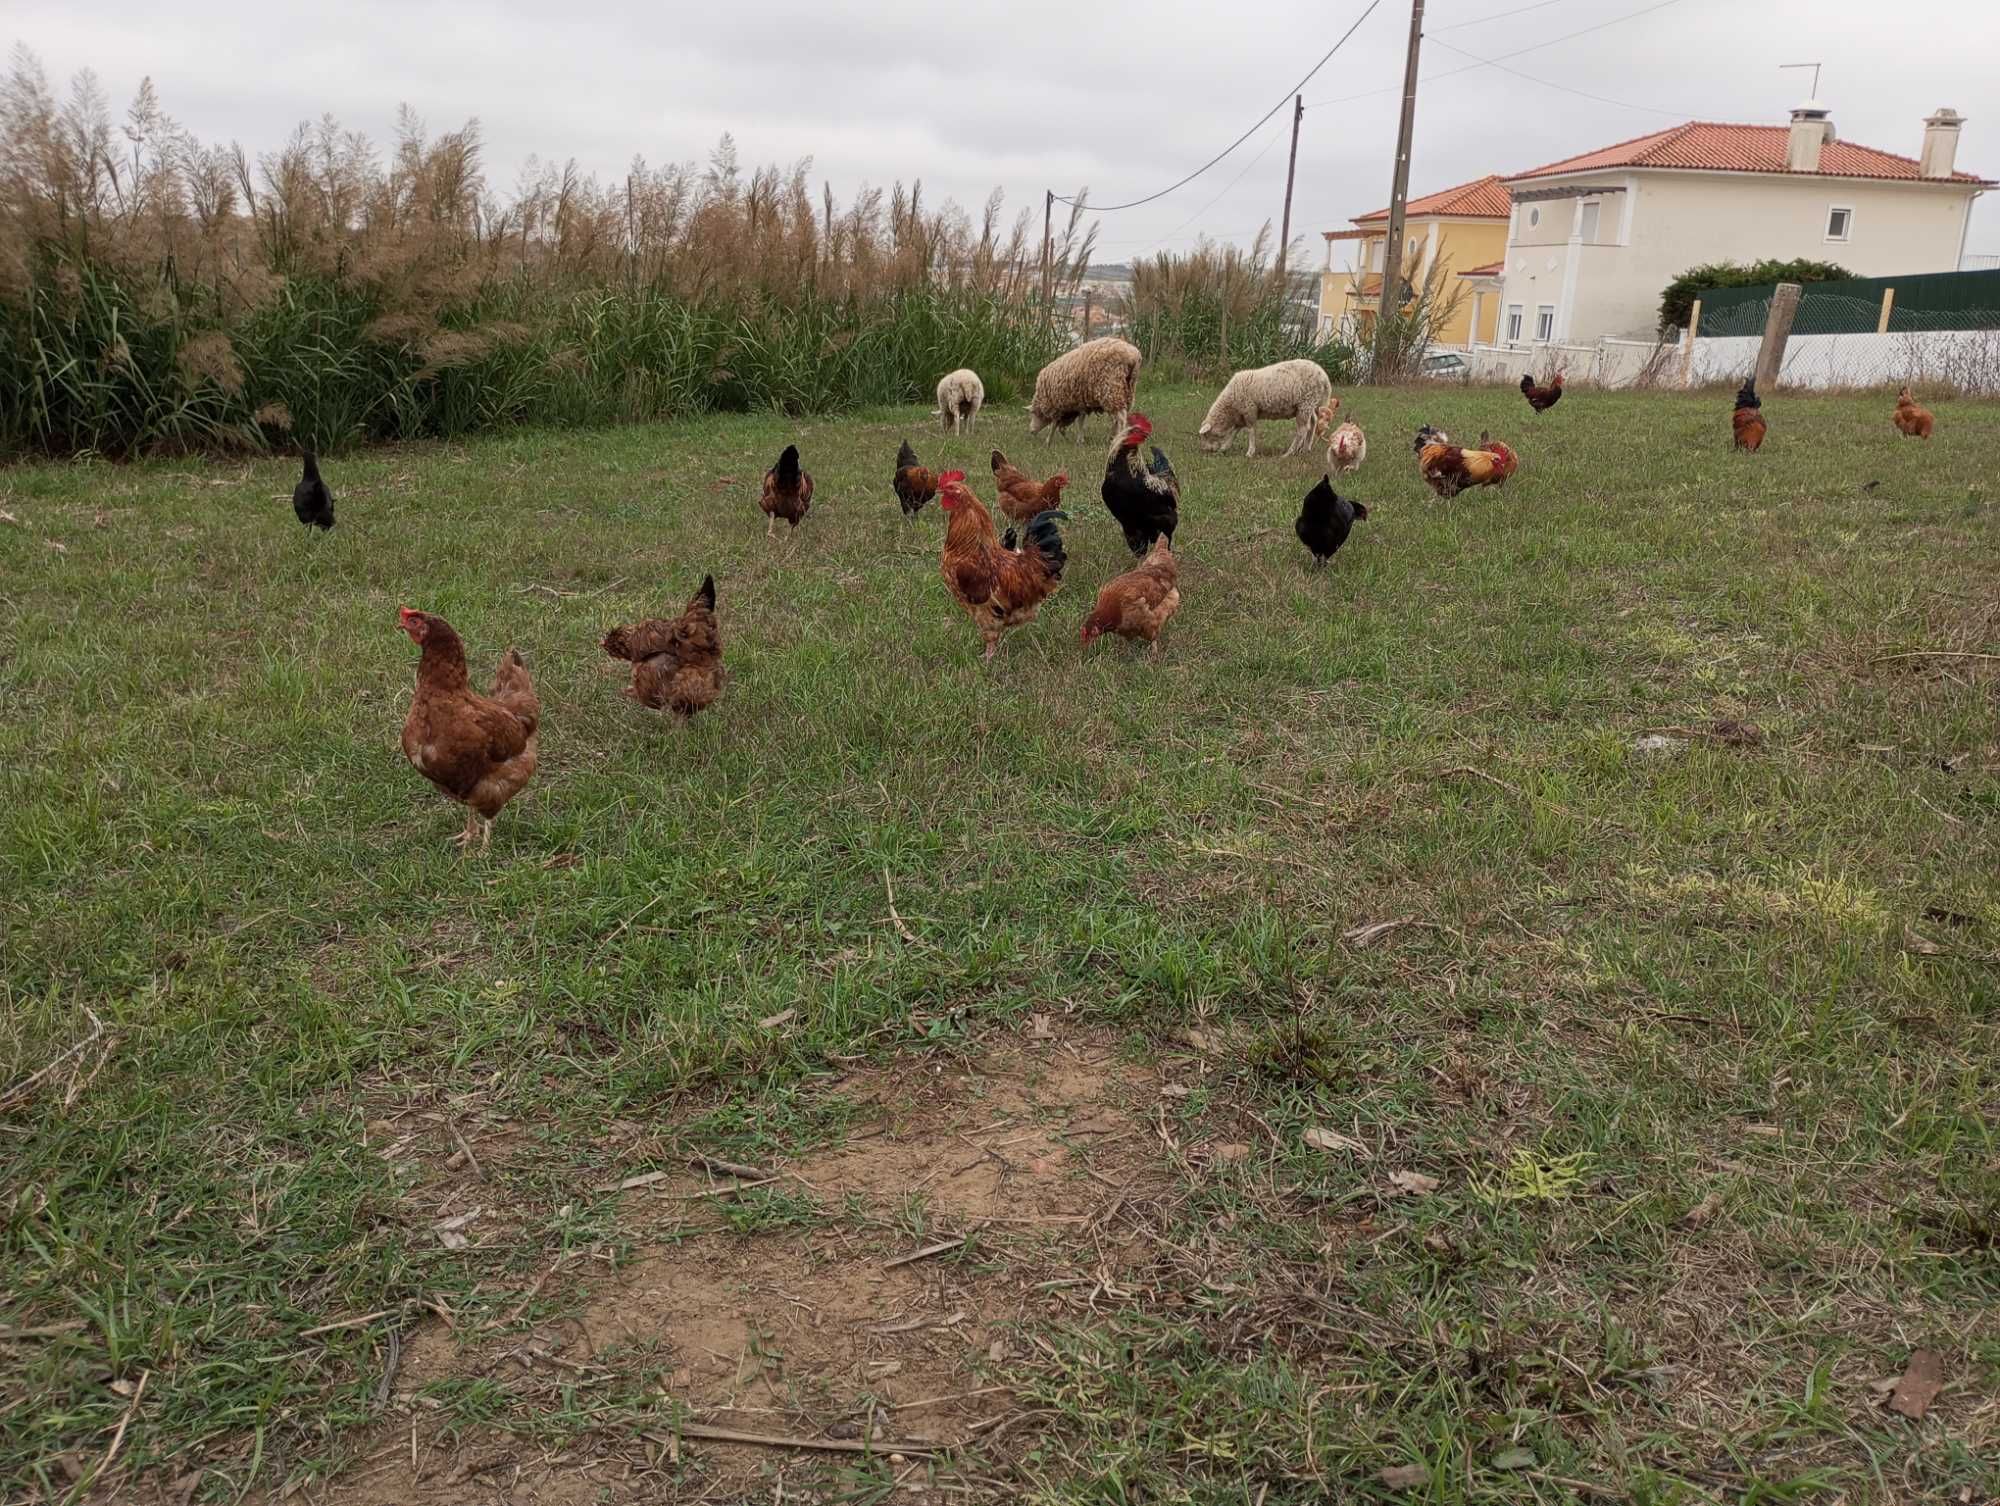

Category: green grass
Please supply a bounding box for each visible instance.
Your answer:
[3,385,1998,1503]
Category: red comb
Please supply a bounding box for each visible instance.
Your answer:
[940,469,966,485]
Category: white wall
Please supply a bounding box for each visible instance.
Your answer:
[1494,169,1982,344]
[1685,327,2000,392]
[1467,327,2000,394]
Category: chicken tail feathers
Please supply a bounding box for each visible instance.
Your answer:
[601,626,634,661]
[492,650,540,733]
[1021,509,1068,579]
[896,438,918,471]
[693,574,716,612]
[775,444,802,486]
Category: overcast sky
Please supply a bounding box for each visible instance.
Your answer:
[12,0,1998,264]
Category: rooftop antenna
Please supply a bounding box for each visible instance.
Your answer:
[1780,62,1823,100]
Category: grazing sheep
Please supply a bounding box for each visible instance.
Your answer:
[933,369,985,435]
[1027,338,1141,444]
[1197,359,1332,458]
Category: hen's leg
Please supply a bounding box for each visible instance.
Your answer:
[452,809,479,849]
[765,515,776,540]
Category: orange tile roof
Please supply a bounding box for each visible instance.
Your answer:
[1509,122,1991,185]
[1352,173,1511,223]
[1457,260,1504,279]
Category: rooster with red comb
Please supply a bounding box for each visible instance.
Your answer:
[935,470,1069,661]
[1101,413,1180,557]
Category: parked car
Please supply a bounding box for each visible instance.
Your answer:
[1419,351,1470,380]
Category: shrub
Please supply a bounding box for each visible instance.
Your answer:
[1657,259,1853,333]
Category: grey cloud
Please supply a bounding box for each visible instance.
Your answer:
[11,0,1997,259]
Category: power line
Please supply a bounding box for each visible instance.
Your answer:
[1155,123,1290,245]
[1303,0,1687,107]
[1053,0,1382,212]
[1425,35,1691,116]
[1429,0,1572,32]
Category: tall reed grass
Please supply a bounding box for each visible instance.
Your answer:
[0,51,1094,456]
[1121,228,1358,385]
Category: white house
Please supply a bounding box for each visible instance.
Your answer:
[1488,106,1991,346]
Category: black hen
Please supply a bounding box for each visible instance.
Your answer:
[1294,476,1368,568]
[1102,413,1179,557]
[292,451,334,532]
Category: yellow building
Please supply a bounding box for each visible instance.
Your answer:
[1318,174,1511,347]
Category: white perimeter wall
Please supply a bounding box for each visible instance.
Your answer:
[1468,327,2000,392]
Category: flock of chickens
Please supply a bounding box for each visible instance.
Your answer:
[287,368,1941,850]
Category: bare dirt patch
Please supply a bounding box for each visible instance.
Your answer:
[291,1028,1168,1505]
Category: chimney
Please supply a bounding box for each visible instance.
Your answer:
[1921,108,1964,179]
[1787,102,1833,172]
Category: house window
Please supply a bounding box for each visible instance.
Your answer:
[1506,305,1524,342]
[1371,239,1384,272]
[1536,306,1555,341]
[1579,201,1600,243]
[1826,206,1852,241]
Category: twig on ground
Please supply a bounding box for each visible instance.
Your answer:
[675,1175,780,1201]
[374,1325,403,1405]
[497,1262,559,1329]
[692,1153,774,1181]
[1869,650,2000,665]
[663,1424,938,1457]
[448,1120,484,1180]
[1,1006,109,1115]
[882,866,918,943]
[514,578,625,601]
[883,1236,966,1270]
[71,1368,147,1503]
[300,1311,395,1339]
[0,1322,87,1341]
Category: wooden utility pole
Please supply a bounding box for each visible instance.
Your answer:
[1042,190,1054,309]
[1680,298,1702,388]
[1373,0,1425,378]
[1277,95,1304,286]
[1754,281,1803,389]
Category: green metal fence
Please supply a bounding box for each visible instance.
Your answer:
[1698,268,2000,337]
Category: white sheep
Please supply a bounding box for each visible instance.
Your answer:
[933,369,985,435]
[1027,338,1141,443]
[1197,359,1333,458]
[1314,397,1367,476]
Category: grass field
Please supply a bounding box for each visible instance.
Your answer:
[3,384,1998,1505]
